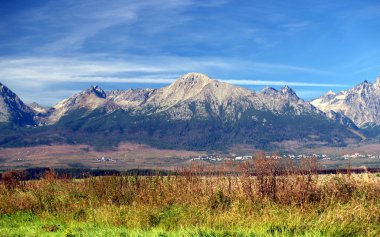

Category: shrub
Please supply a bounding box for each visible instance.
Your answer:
[1,170,26,190]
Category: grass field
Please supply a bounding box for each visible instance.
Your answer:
[1,154,380,236]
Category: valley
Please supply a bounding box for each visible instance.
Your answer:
[1,142,380,172]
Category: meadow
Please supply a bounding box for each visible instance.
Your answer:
[1,153,380,236]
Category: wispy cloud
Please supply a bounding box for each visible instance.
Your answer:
[4,0,375,105]
[0,56,334,81]
[246,62,332,75]
[4,0,198,55]
[222,79,348,87]
[0,56,346,91]
[0,56,228,84]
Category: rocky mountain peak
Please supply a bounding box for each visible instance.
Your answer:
[281,85,293,93]
[0,82,19,101]
[261,87,278,96]
[0,82,11,95]
[85,85,107,98]
[151,72,218,107]
[0,82,35,125]
[375,77,380,87]
[320,90,336,100]
[356,80,370,89]
[353,80,372,95]
[179,72,212,82]
[280,85,299,100]
[262,86,277,92]
[171,73,214,90]
[311,77,380,127]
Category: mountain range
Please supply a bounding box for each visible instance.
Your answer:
[311,78,380,128]
[0,73,378,151]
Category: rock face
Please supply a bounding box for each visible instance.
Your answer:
[107,88,156,109]
[43,85,156,124]
[144,73,264,121]
[29,102,48,114]
[46,85,110,124]
[0,82,35,125]
[258,86,319,115]
[311,78,380,127]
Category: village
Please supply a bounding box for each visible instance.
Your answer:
[94,152,380,164]
[190,152,380,162]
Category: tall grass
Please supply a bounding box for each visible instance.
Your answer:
[1,153,380,236]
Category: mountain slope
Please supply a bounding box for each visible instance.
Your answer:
[311,78,380,127]
[45,73,356,126]
[45,85,110,124]
[29,102,48,114]
[144,73,265,121]
[0,82,35,126]
[26,73,358,150]
[0,73,363,150]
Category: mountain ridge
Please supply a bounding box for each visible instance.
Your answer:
[36,73,345,124]
[0,82,35,126]
[0,73,374,150]
[311,77,380,128]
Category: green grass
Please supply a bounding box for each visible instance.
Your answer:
[1,199,379,236]
[0,205,378,237]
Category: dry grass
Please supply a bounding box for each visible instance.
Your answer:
[1,153,380,236]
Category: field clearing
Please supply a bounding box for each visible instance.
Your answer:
[0,143,205,171]
[2,142,380,172]
[266,141,380,156]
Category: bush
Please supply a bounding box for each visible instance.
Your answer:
[1,170,26,190]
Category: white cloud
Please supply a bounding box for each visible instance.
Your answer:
[0,55,351,106]
[0,56,347,89]
[222,79,348,87]
[0,56,228,86]
[244,62,333,75]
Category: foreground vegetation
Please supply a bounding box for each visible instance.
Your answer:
[1,153,380,236]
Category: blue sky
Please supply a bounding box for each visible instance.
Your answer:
[0,0,379,106]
